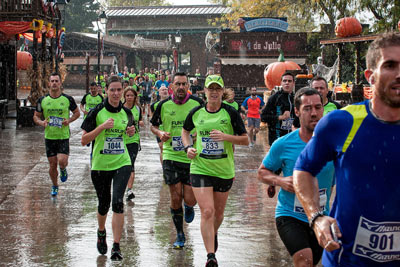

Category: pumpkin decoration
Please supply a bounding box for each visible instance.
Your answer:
[17,51,33,70]
[264,50,301,90]
[335,17,362,38]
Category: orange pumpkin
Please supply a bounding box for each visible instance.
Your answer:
[264,50,301,90]
[335,17,362,38]
[17,51,33,70]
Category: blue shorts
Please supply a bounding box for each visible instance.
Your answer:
[247,117,260,128]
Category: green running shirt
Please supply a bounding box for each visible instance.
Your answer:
[81,93,103,118]
[126,105,142,145]
[36,93,78,140]
[223,100,239,111]
[183,103,247,179]
[81,100,135,171]
[151,95,203,163]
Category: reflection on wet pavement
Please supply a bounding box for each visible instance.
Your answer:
[0,90,293,266]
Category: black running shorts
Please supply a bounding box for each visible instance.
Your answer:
[276,216,323,264]
[126,142,139,171]
[162,160,190,185]
[190,174,233,192]
[45,138,70,158]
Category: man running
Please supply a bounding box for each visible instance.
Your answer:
[311,76,341,115]
[293,32,400,266]
[150,72,203,249]
[33,72,80,196]
[80,82,104,119]
[241,86,265,147]
[258,87,335,266]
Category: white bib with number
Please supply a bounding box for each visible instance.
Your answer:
[352,216,400,262]
[201,137,224,155]
[172,136,184,151]
[49,116,63,128]
[103,137,124,154]
[281,118,294,130]
[294,188,327,214]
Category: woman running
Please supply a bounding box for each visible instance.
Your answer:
[181,75,248,266]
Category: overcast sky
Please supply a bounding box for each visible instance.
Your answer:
[167,0,214,5]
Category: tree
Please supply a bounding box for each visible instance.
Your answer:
[63,0,100,33]
[106,0,168,7]
[359,0,400,32]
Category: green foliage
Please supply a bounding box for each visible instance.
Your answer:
[63,0,100,33]
[358,0,400,32]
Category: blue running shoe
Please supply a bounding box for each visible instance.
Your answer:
[51,186,58,196]
[173,232,185,249]
[60,168,68,183]
[184,203,195,223]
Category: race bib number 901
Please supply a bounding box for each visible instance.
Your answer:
[353,216,400,262]
[48,116,63,128]
[103,137,125,154]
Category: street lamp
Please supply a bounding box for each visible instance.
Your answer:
[55,0,68,73]
[97,11,108,85]
[173,33,182,72]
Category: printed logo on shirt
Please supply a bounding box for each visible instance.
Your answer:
[170,111,176,116]
[220,119,228,124]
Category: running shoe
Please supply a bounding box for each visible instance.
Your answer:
[206,256,218,267]
[184,203,195,223]
[173,232,185,249]
[110,247,123,261]
[97,229,107,255]
[214,233,218,252]
[60,168,68,183]
[126,189,135,201]
[51,186,58,197]
[249,143,254,148]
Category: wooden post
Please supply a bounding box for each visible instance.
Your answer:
[336,43,343,84]
[41,31,47,90]
[352,42,364,102]
[86,53,90,94]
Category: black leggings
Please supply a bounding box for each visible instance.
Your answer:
[91,165,131,215]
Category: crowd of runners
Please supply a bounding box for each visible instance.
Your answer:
[32,32,400,267]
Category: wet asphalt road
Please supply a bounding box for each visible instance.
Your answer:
[0,89,294,267]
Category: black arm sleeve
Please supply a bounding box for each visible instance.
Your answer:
[65,94,78,111]
[81,103,103,132]
[261,94,278,125]
[81,93,89,105]
[138,106,143,121]
[150,102,156,113]
[183,105,202,132]
[36,96,45,113]
[150,98,168,127]
[223,104,247,135]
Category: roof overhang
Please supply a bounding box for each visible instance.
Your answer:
[220,58,306,65]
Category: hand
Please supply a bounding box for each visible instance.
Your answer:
[62,119,70,126]
[126,125,136,136]
[159,131,171,142]
[210,130,225,141]
[101,118,114,130]
[279,111,290,120]
[139,121,145,127]
[313,216,342,252]
[187,147,197,159]
[83,110,88,115]
[277,176,294,193]
[42,119,48,128]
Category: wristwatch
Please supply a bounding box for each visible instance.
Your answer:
[184,145,193,153]
[309,210,324,228]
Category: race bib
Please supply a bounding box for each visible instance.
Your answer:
[294,188,327,214]
[353,216,400,262]
[201,137,224,156]
[281,118,294,130]
[172,136,184,151]
[103,137,124,154]
[48,116,63,128]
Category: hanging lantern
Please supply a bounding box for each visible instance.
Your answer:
[264,50,301,90]
[17,51,33,70]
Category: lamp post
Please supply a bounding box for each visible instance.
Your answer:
[55,0,67,73]
[174,33,182,72]
[97,11,108,85]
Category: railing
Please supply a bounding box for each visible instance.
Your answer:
[0,0,54,21]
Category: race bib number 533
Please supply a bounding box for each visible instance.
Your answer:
[353,216,400,262]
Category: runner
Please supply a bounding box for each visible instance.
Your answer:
[123,87,144,201]
[182,75,248,267]
[293,32,400,267]
[33,72,80,196]
[310,76,341,115]
[258,87,335,266]
[80,82,104,119]
[222,88,240,111]
[241,86,265,147]
[150,85,169,164]
[150,72,203,249]
[81,75,136,261]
